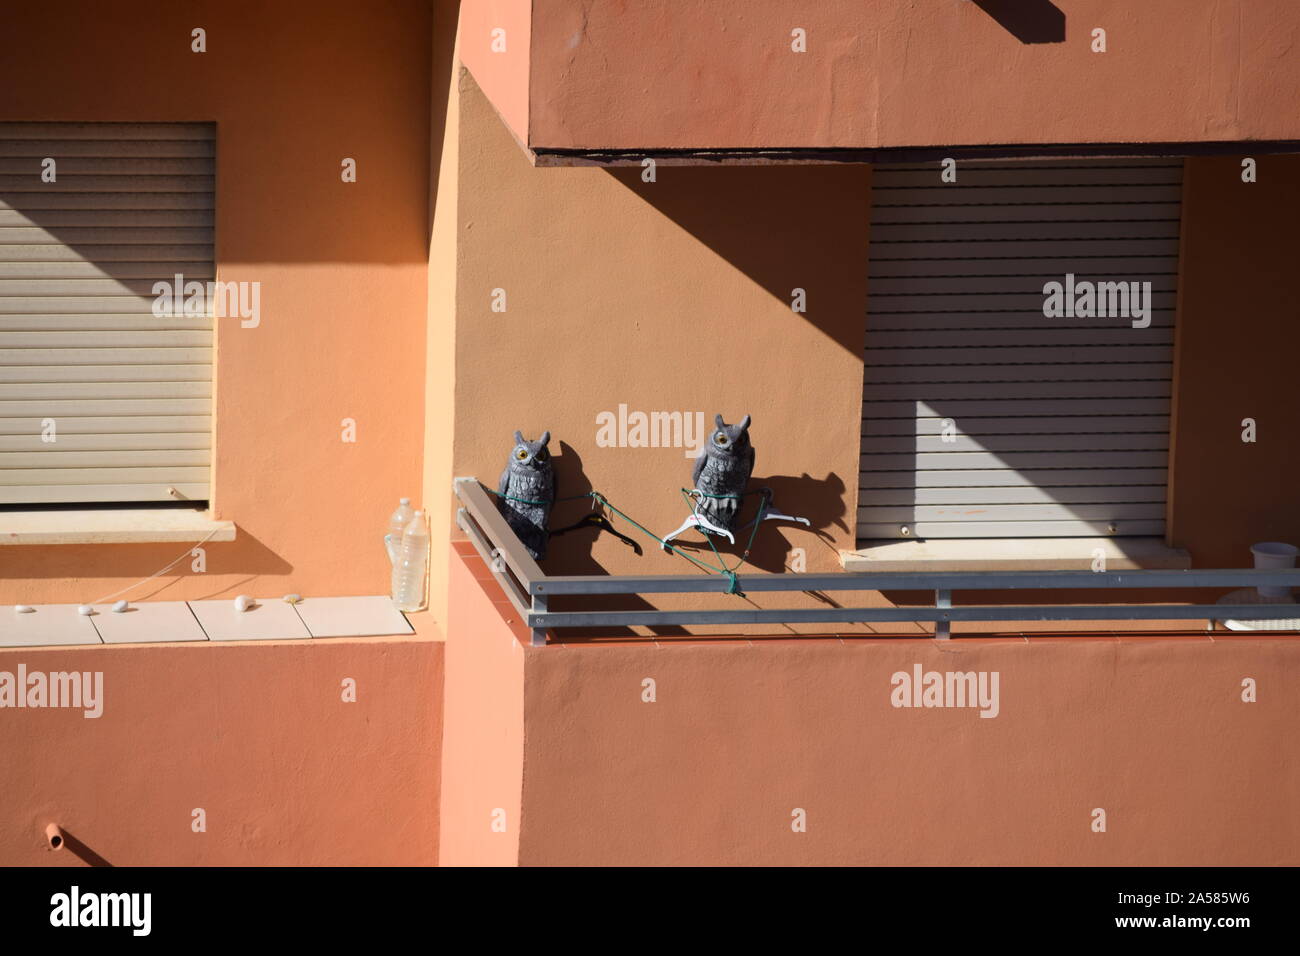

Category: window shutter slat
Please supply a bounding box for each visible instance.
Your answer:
[860,159,1182,539]
[0,122,215,505]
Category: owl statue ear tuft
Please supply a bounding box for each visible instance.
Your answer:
[715,413,726,429]
[539,430,551,447]
[738,414,751,432]
[513,430,525,446]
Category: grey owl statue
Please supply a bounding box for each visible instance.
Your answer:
[497,430,555,560]
[693,413,753,531]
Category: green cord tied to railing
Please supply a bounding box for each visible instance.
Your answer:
[677,488,770,594]
[487,484,771,595]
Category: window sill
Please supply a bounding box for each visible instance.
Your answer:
[840,537,1191,572]
[0,509,236,546]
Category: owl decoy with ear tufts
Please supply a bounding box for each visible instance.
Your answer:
[497,430,554,560]
[693,414,754,531]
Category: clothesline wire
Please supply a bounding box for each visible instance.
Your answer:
[88,526,225,605]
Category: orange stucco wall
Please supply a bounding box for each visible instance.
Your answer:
[486,0,1300,151]
[0,0,432,605]
[1168,156,1300,566]
[0,637,442,865]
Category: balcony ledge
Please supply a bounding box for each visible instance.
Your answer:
[841,537,1191,573]
[0,508,236,546]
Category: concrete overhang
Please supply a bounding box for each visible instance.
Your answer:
[459,0,1300,165]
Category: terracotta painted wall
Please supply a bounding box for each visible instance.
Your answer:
[473,0,1300,151]
[441,70,872,633]
[1168,156,1300,567]
[0,638,442,865]
[433,547,1300,866]
[517,629,1298,865]
[0,0,432,605]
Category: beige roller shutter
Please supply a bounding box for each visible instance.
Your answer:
[860,159,1182,540]
[0,122,214,505]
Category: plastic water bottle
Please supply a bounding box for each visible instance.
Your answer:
[386,498,414,564]
[392,510,429,612]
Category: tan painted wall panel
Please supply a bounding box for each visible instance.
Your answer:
[445,71,869,632]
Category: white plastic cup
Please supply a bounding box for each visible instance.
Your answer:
[1251,542,1298,599]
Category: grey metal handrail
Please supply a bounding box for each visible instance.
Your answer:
[454,477,1300,646]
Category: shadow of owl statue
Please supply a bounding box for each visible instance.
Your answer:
[497,430,554,560]
[662,412,811,551]
[694,414,753,531]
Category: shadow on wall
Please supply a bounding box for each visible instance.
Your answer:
[603,166,870,360]
[0,526,291,597]
[534,442,849,636]
[538,441,690,636]
[49,827,112,867]
[527,447,852,639]
[1,0,436,265]
[545,443,847,574]
[971,0,1065,44]
[666,471,848,574]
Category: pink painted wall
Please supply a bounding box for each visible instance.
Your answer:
[0,0,432,605]
[457,0,531,148]
[0,637,442,865]
[438,543,525,865]
[463,0,1300,151]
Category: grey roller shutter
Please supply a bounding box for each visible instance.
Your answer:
[860,159,1182,540]
[0,122,214,505]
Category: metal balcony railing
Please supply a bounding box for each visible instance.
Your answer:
[454,477,1300,646]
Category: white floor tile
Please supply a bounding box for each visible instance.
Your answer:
[0,604,103,647]
[291,595,414,638]
[187,598,312,642]
[89,601,208,644]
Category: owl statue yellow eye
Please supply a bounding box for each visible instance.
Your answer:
[715,432,728,445]
[515,448,528,460]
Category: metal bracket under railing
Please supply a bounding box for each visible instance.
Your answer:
[454,477,1300,646]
